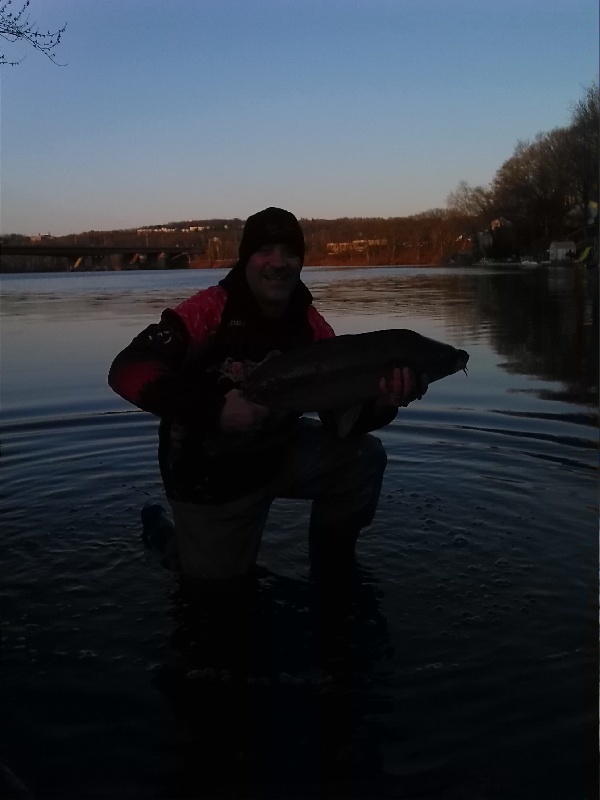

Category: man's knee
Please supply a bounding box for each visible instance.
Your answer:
[313,433,387,528]
[356,433,387,470]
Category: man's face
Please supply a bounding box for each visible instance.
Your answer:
[245,243,302,316]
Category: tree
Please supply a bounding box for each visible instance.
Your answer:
[446,83,598,255]
[0,1,66,65]
[566,81,599,233]
[446,180,493,219]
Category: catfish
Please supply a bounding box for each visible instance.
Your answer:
[244,328,469,437]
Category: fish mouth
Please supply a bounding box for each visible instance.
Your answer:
[456,350,469,372]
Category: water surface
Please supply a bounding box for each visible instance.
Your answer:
[1,266,597,799]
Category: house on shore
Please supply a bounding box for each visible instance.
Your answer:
[548,241,576,261]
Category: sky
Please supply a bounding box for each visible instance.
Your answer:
[1,0,597,236]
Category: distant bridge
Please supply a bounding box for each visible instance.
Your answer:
[1,243,207,270]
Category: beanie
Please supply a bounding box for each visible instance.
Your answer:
[238,207,305,267]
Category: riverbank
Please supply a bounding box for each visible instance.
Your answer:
[1,257,448,274]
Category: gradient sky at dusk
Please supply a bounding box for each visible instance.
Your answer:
[2,0,597,236]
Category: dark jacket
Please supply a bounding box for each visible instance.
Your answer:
[108,264,396,503]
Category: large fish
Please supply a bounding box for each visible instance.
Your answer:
[244,329,469,437]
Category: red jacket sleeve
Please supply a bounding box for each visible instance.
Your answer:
[108,286,228,425]
[307,304,335,342]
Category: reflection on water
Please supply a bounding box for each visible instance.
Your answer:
[154,564,409,796]
[308,267,599,407]
[0,266,597,799]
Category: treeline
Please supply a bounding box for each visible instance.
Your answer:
[446,82,598,261]
[3,84,597,271]
[1,212,476,270]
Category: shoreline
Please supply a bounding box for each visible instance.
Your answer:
[2,261,596,276]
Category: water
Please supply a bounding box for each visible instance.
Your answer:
[1,266,597,799]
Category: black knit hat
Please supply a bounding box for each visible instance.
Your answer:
[238,207,305,267]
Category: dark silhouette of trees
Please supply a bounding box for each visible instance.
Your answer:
[492,128,573,247]
[447,181,493,219]
[447,82,599,259]
[567,82,600,234]
[0,1,66,65]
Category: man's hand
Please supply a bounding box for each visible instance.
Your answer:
[376,367,428,408]
[219,389,270,433]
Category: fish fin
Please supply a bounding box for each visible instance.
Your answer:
[335,405,362,438]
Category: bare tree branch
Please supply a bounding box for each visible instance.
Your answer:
[0,0,66,65]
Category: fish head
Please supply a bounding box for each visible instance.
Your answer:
[409,336,470,383]
[456,349,469,373]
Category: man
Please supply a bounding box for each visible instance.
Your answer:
[109,207,425,590]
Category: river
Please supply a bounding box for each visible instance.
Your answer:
[1,265,597,799]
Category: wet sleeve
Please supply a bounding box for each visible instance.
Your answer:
[108,299,226,427]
